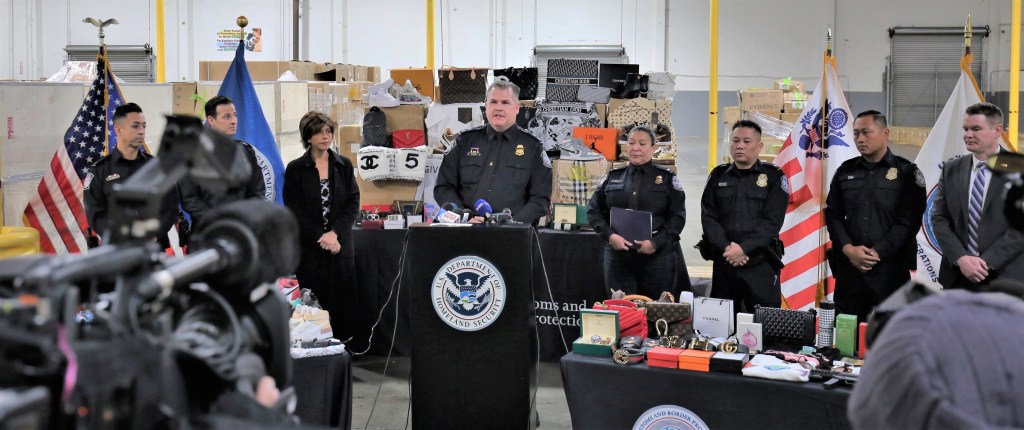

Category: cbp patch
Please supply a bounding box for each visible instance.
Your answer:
[83,172,94,190]
[671,175,684,191]
[914,167,925,188]
[541,151,552,168]
[780,175,790,194]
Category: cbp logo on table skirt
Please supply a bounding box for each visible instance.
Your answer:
[633,405,709,430]
[431,256,506,331]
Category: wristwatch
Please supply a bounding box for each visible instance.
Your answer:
[613,348,645,365]
[619,336,643,349]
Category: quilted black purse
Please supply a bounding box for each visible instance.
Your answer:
[753,305,816,346]
[493,67,538,100]
[437,67,489,103]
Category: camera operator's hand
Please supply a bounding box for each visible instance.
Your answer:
[956,255,989,283]
[256,376,280,408]
[317,231,341,255]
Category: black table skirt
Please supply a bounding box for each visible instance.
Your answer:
[560,352,851,430]
[292,352,352,430]
[351,228,690,360]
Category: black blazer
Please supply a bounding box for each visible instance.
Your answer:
[283,149,360,254]
[931,150,1024,289]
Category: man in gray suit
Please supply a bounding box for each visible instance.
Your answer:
[931,102,1024,290]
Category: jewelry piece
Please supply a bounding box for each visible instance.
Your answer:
[644,339,659,348]
[603,337,612,345]
[656,319,669,337]
[591,335,602,344]
[670,336,686,349]
[659,336,672,347]
[613,348,645,365]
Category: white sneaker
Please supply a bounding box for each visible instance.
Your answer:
[291,318,334,343]
[433,128,457,154]
[558,137,605,161]
[366,78,400,107]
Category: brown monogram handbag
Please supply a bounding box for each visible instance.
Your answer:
[636,295,694,337]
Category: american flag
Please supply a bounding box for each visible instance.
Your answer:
[22,46,125,254]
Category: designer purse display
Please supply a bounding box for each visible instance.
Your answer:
[754,305,816,346]
[592,299,648,339]
[545,59,599,102]
[576,85,611,104]
[437,67,489,103]
[639,301,694,337]
[492,67,538,100]
[391,129,426,148]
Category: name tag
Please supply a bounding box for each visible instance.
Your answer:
[718,182,728,187]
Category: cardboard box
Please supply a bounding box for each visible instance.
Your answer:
[739,89,783,112]
[749,110,782,120]
[172,82,198,116]
[332,101,363,126]
[551,158,611,205]
[354,177,420,205]
[678,349,714,372]
[354,65,369,82]
[780,112,801,123]
[647,346,683,368]
[335,124,363,156]
[390,68,435,99]
[348,81,371,102]
[367,66,382,83]
[199,60,306,81]
[773,79,805,93]
[722,106,741,125]
[368,104,426,134]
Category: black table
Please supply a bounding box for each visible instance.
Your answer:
[352,228,690,360]
[560,352,852,429]
[292,352,352,429]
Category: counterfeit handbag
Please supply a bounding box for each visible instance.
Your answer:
[492,67,539,100]
[753,305,816,346]
[437,67,489,104]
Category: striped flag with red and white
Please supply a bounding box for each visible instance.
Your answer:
[775,52,860,310]
[22,47,124,254]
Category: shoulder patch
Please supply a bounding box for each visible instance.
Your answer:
[780,175,790,194]
[654,164,674,173]
[913,167,925,188]
[541,151,551,168]
[83,172,94,190]
[671,174,684,191]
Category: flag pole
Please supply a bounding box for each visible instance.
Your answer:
[83,17,117,155]
[238,16,248,42]
[814,30,833,304]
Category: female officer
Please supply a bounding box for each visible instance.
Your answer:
[587,126,686,298]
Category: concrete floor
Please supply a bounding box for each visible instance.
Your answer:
[347,137,923,430]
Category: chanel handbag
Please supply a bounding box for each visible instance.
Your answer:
[754,305,816,346]
[391,200,424,215]
[576,85,611,104]
[437,67,489,104]
[493,67,538,100]
[638,301,694,337]
[545,59,599,102]
[391,129,425,148]
[592,299,648,339]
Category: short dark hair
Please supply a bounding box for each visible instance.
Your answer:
[626,125,657,144]
[732,119,762,136]
[205,96,234,119]
[486,76,521,100]
[112,102,143,124]
[965,103,1004,128]
[299,111,335,150]
[856,110,888,128]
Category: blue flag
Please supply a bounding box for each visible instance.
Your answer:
[104,55,127,154]
[216,43,285,204]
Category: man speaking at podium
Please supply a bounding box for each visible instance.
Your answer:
[433,77,552,225]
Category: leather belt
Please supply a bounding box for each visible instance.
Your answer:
[613,348,645,365]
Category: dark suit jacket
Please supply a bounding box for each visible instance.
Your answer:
[930,150,1024,289]
[283,149,360,255]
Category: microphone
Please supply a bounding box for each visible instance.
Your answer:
[430,202,464,224]
[473,199,493,217]
[138,199,300,298]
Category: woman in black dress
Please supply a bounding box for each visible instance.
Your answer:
[283,111,360,343]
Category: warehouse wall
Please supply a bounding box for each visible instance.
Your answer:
[2,0,1021,134]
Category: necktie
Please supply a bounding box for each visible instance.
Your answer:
[628,167,641,210]
[966,161,988,256]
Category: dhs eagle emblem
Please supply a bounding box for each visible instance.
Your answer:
[796,99,851,160]
[431,256,506,331]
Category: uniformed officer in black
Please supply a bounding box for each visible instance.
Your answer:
[701,120,788,312]
[825,110,925,322]
[587,126,686,298]
[84,102,177,247]
[434,77,551,225]
[179,96,267,232]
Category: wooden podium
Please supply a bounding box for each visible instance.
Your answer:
[408,224,537,430]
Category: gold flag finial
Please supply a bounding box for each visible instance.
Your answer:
[964,15,973,48]
[83,17,118,46]
[237,16,248,41]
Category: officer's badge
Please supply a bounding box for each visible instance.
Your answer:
[756,173,768,188]
[541,151,552,168]
[914,167,925,188]
[885,167,898,180]
[468,147,481,156]
[105,173,120,182]
[655,175,663,185]
[781,175,790,194]
[718,182,728,187]
[672,175,684,191]
[83,172,94,190]
[515,144,525,157]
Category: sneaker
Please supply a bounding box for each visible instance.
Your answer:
[395,79,432,104]
[433,128,457,154]
[558,137,604,161]
[291,311,334,343]
[653,144,676,165]
[365,78,399,107]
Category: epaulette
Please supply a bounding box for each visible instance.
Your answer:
[516,125,540,142]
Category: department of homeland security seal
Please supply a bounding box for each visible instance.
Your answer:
[431,256,506,331]
[633,405,709,430]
